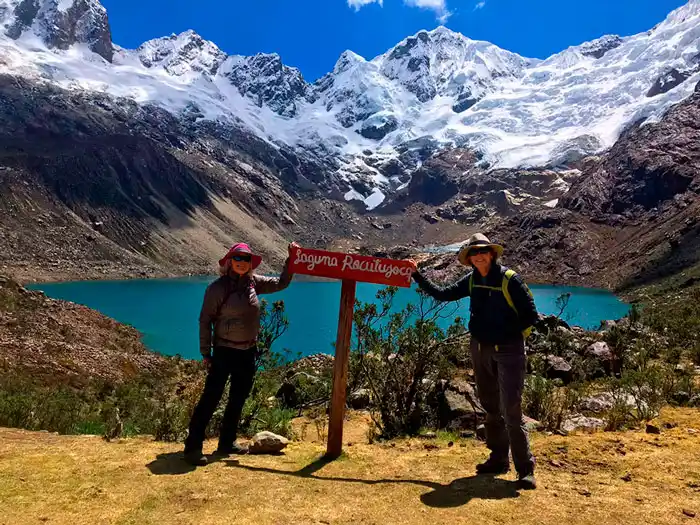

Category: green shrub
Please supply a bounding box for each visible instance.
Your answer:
[522,375,584,430]
[350,287,468,439]
[0,298,293,441]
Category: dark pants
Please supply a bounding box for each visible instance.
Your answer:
[470,338,535,475]
[184,347,257,453]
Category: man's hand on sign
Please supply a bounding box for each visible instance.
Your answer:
[288,241,300,255]
[407,259,419,273]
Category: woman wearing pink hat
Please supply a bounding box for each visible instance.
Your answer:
[183,241,298,466]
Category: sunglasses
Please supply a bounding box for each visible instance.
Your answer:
[468,247,492,256]
[231,255,252,262]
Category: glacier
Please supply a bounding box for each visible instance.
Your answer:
[1,0,700,210]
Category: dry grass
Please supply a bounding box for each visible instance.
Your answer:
[1,409,699,525]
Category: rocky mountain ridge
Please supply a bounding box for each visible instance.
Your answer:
[415,90,700,292]
[2,0,700,209]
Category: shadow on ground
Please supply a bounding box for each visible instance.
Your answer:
[146,452,235,476]
[226,456,520,507]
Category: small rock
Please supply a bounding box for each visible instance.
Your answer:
[621,473,632,482]
[419,431,437,439]
[524,415,541,432]
[549,459,564,468]
[598,320,617,332]
[424,443,439,451]
[682,509,696,518]
[247,431,289,455]
[459,430,475,438]
[476,424,487,441]
[578,489,592,497]
[663,422,678,429]
[688,429,698,435]
[448,441,454,447]
[421,213,441,224]
[562,414,604,433]
[646,424,661,435]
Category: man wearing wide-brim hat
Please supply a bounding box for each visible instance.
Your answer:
[411,233,539,490]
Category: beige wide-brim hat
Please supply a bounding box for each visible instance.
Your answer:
[458,233,505,266]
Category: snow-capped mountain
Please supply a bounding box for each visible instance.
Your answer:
[0,0,112,60]
[1,0,700,210]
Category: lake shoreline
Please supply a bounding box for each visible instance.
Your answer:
[30,278,630,361]
[18,265,622,292]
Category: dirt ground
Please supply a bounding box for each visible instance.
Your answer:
[1,409,699,525]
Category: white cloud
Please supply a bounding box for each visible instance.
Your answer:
[403,0,451,22]
[474,1,486,9]
[347,0,451,22]
[347,0,383,11]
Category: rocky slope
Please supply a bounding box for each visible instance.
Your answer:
[0,275,165,386]
[0,73,372,281]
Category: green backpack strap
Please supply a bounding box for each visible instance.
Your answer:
[502,269,534,339]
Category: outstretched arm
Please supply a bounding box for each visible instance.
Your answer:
[254,242,298,295]
[255,259,293,295]
[412,271,472,302]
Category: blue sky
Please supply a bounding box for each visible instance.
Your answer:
[101,0,688,81]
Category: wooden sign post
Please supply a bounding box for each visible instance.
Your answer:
[289,247,414,459]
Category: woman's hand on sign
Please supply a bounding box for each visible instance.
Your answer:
[288,241,300,255]
[407,258,419,273]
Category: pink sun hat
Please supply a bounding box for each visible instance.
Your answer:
[218,243,262,269]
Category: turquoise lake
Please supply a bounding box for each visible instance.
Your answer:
[29,278,630,360]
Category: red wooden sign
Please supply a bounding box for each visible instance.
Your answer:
[288,246,415,459]
[289,247,413,288]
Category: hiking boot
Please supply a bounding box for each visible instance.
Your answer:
[476,457,510,475]
[214,442,248,457]
[517,472,537,490]
[183,449,208,466]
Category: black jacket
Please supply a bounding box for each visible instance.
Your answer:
[413,263,538,345]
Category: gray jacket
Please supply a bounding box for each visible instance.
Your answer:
[199,262,292,355]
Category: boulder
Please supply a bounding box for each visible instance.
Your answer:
[584,341,614,376]
[436,379,484,430]
[545,355,573,384]
[247,432,289,455]
[671,391,691,406]
[561,414,605,433]
[535,314,572,335]
[348,388,371,410]
[586,341,613,360]
[578,392,638,413]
